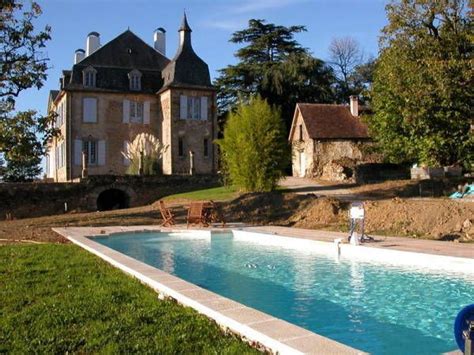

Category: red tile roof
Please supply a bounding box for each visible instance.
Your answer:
[295,103,370,140]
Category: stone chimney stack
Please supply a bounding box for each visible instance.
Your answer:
[154,28,166,56]
[350,95,359,117]
[74,49,85,64]
[86,32,101,56]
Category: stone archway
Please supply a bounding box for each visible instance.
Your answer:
[88,184,137,211]
[96,188,130,211]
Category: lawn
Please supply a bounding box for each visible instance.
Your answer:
[0,244,258,354]
[163,185,239,202]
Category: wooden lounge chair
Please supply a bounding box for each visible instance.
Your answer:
[158,200,175,227]
[187,202,209,228]
[207,200,226,227]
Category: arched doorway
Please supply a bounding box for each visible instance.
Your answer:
[96,188,130,211]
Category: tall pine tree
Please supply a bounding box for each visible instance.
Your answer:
[215,19,334,131]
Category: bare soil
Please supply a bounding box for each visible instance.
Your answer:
[1,190,472,244]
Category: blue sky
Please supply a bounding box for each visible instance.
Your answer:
[15,0,388,114]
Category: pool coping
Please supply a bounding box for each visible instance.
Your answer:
[53,226,365,355]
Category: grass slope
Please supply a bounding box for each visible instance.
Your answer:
[163,186,239,202]
[0,244,257,354]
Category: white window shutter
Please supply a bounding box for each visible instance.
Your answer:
[123,141,130,166]
[98,140,106,166]
[123,99,130,123]
[143,101,150,124]
[74,139,82,165]
[180,95,187,119]
[200,96,208,120]
[83,98,97,122]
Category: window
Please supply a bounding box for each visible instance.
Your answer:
[83,67,97,87]
[128,70,142,91]
[187,96,201,120]
[130,101,144,123]
[83,98,97,122]
[55,142,66,169]
[203,138,209,157]
[83,140,97,165]
[299,124,303,141]
[178,137,184,157]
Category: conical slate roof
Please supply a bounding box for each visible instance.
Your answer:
[161,14,212,89]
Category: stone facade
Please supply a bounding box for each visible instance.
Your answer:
[46,15,217,182]
[289,101,374,181]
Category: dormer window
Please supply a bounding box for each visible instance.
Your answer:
[128,70,142,91]
[83,66,97,88]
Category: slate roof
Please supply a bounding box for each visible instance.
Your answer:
[292,103,370,140]
[161,14,212,90]
[64,30,170,94]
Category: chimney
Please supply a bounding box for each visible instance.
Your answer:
[74,49,85,64]
[86,31,100,56]
[154,27,166,56]
[350,95,359,117]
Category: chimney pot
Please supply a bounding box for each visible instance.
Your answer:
[86,32,100,56]
[350,95,359,117]
[74,49,85,64]
[154,28,166,56]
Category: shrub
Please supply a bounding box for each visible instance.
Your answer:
[122,133,168,175]
[217,96,289,192]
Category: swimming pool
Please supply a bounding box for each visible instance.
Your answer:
[94,230,474,354]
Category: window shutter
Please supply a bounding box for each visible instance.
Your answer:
[98,140,106,166]
[83,98,97,122]
[180,95,187,119]
[200,96,208,120]
[123,99,130,123]
[123,141,130,166]
[143,101,150,124]
[74,139,82,165]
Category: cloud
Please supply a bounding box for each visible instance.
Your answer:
[203,19,248,31]
[202,0,310,31]
[228,0,310,14]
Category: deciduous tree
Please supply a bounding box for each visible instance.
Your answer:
[0,0,56,180]
[368,0,472,168]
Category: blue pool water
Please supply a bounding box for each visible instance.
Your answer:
[94,231,474,354]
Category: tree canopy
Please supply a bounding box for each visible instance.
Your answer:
[368,0,472,168]
[217,96,288,192]
[0,0,55,181]
[1,0,51,109]
[215,19,335,130]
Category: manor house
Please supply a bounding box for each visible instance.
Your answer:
[46,14,216,182]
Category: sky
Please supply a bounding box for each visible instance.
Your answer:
[15,0,389,115]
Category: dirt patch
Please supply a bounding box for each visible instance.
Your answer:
[1,191,472,244]
[364,198,474,242]
[221,192,313,225]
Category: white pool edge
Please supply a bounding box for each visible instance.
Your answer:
[53,227,364,355]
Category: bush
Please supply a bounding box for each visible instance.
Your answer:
[217,96,289,192]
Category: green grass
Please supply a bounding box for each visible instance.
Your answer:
[164,185,239,202]
[0,244,258,354]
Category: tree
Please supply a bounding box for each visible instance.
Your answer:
[215,19,335,130]
[1,0,51,108]
[328,37,362,99]
[368,0,472,168]
[217,96,289,192]
[0,0,55,180]
[122,133,168,175]
[0,110,46,181]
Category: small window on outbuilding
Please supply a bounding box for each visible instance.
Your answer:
[83,66,97,88]
[128,69,142,91]
[299,124,303,141]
